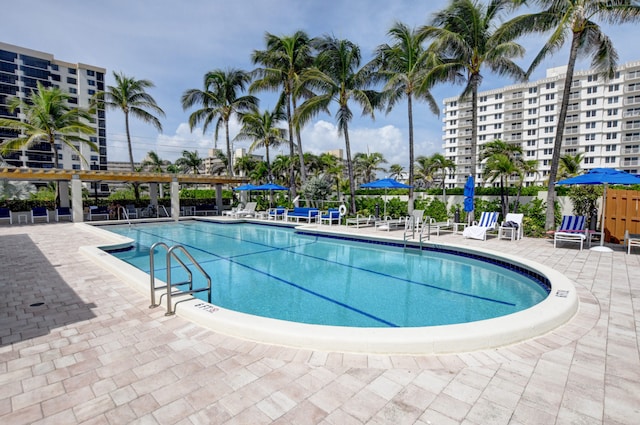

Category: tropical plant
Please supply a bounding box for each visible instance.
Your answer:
[96,72,164,200]
[422,153,456,202]
[251,30,314,195]
[181,68,258,176]
[420,0,526,220]
[568,184,602,217]
[301,175,333,207]
[175,150,203,174]
[373,22,441,210]
[233,155,258,178]
[234,104,287,182]
[508,0,640,229]
[0,82,98,204]
[270,154,292,186]
[296,36,380,214]
[354,151,387,183]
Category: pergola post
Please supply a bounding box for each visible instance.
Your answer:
[58,180,70,208]
[71,175,83,222]
[171,178,179,221]
[215,184,223,215]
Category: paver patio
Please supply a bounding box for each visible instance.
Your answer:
[0,221,638,424]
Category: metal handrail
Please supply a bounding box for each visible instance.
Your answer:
[149,242,212,315]
[403,216,432,249]
[117,205,131,226]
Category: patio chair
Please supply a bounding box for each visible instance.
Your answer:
[498,213,524,241]
[462,211,499,240]
[318,208,340,226]
[267,207,287,221]
[0,207,12,224]
[623,230,640,255]
[125,204,138,219]
[553,215,589,250]
[376,216,408,232]
[31,206,50,223]
[55,207,72,222]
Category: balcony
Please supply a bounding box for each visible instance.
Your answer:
[623,121,640,130]
[508,123,523,131]
[622,158,639,166]
[623,108,640,117]
[623,146,640,154]
[505,103,523,111]
[504,134,523,141]
[625,97,640,106]
[505,92,523,100]
[625,85,640,93]
[623,134,640,142]
[504,113,523,122]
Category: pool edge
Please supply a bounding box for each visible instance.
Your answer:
[79,222,579,355]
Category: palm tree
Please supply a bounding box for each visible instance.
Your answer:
[233,155,258,177]
[507,0,640,230]
[354,152,387,183]
[270,154,292,186]
[141,150,169,173]
[296,36,380,214]
[513,158,539,213]
[420,0,526,220]
[96,72,164,200]
[175,150,203,174]
[558,152,584,180]
[0,82,97,205]
[181,69,258,176]
[425,153,456,202]
[373,22,441,211]
[388,164,405,180]
[480,139,524,217]
[251,31,314,196]
[234,104,287,182]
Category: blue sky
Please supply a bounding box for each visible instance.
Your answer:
[3,0,639,171]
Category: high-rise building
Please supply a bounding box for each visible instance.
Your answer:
[0,42,107,174]
[442,61,640,188]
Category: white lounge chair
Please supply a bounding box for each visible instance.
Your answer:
[376,216,407,232]
[345,214,376,228]
[0,207,12,224]
[462,211,499,240]
[498,213,524,241]
[553,215,589,250]
[232,202,257,218]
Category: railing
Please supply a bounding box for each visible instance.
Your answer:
[117,206,132,226]
[149,242,212,316]
[403,216,431,249]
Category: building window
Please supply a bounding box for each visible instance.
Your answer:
[529,87,537,94]
[69,87,77,94]
[479,115,487,122]
[527,108,537,115]
[607,96,619,104]
[585,145,595,152]
[587,74,598,82]
[494,113,502,119]
[479,125,486,131]
[544,116,555,122]
[545,82,555,89]
[605,156,616,163]
[528,98,537,104]
[67,77,76,84]
[494,123,502,129]
[609,84,619,92]
[87,69,95,76]
[67,67,77,75]
[586,98,597,106]
[495,103,503,110]
[585,122,596,129]
[584,157,595,164]
[585,133,596,141]
[527,129,536,135]
[585,110,596,118]
[545,94,555,100]
[495,93,502,99]
[88,89,95,95]
[607,108,618,116]
[480,96,487,102]
[88,80,95,86]
[527,119,537,125]
[449,110,457,116]
[449,101,457,107]
[606,132,618,140]
[479,106,487,112]
[545,105,555,112]
[607,121,618,128]
[587,86,598,94]
[544,126,554,133]
[543,148,553,155]
[606,144,617,151]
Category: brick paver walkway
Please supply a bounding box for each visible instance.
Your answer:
[1,221,638,424]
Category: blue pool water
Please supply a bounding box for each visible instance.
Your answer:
[105,221,549,328]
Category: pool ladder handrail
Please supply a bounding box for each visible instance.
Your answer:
[117,206,132,227]
[403,216,431,249]
[149,242,212,316]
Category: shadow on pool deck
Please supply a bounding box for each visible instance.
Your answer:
[0,234,96,346]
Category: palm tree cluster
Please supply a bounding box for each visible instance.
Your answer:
[2,1,638,221]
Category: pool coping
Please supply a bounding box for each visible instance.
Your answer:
[78,220,579,355]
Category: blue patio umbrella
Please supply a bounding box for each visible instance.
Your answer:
[360,178,411,217]
[233,183,257,191]
[252,183,289,208]
[557,168,640,251]
[463,175,475,214]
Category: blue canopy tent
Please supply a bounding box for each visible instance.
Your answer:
[557,168,640,252]
[463,175,474,224]
[360,178,412,217]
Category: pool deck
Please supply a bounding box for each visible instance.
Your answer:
[1,220,638,424]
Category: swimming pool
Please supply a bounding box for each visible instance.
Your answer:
[82,220,578,353]
[105,221,548,327]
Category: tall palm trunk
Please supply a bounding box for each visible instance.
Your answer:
[125,111,141,201]
[407,94,415,214]
[51,135,61,206]
[224,120,233,176]
[285,94,297,199]
[545,35,581,230]
[343,119,356,214]
[469,72,480,223]
[292,96,306,182]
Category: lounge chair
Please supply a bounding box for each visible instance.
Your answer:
[462,211,499,240]
[0,207,12,224]
[31,207,50,223]
[376,216,408,232]
[232,202,257,218]
[345,214,376,228]
[55,207,72,222]
[553,215,589,250]
[625,231,640,254]
[498,213,524,241]
[89,206,110,221]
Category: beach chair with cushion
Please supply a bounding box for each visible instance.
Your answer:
[125,204,138,219]
[553,215,589,250]
[267,207,287,221]
[0,207,12,224]
[31,207,50,223]
[498,213,524,241]
[462,211,499,240]
[318,208,341,226]
[55,207,72,222]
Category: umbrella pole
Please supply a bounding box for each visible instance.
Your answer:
[591,183,613,252]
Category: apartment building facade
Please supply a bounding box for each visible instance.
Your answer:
[0,42,107,177]
[442,61,640,188]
